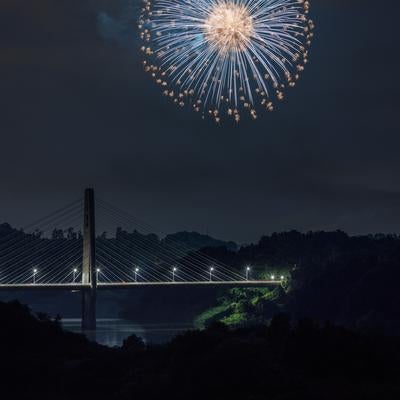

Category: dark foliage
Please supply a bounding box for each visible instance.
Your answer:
[200,231,400,334]
[0,301,399,400]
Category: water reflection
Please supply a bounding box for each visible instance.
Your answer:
[62,318,193,347]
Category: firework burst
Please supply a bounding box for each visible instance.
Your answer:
[139,0,314,122]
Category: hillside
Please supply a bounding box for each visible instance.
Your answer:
[163,231,237,251]
[193,231,400,334]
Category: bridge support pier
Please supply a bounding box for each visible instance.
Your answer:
[81,188,97,331]
[82,289,96,330]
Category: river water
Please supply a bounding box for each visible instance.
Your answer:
[62,318,194,347]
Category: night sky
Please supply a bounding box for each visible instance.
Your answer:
[1,0,399,243]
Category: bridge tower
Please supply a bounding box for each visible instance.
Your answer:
[81,188,97,330]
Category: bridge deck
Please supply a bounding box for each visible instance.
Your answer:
[0,281,281,291]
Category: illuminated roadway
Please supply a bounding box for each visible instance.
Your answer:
[0,280,282,291]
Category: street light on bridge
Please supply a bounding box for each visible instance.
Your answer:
[33,268,38,284]
[245,266,251,281]
[96,268,100,282]
[172,267,177,282]
[73,268,78,283]
[209,266,214,282]
[271,275,275,281]
[134,267,139,282]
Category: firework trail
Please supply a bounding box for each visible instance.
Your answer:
[139,0,314,122]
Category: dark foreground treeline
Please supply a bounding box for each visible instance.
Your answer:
[1,301,400,400]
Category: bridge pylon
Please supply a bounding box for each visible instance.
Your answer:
[81,188,97,331]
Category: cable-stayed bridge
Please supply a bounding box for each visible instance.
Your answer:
[0,189,280,330]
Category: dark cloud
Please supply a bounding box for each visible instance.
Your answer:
[97,0,139,48]
[1,0,400,242]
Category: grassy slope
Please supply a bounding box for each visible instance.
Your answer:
[194,286,284,328]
